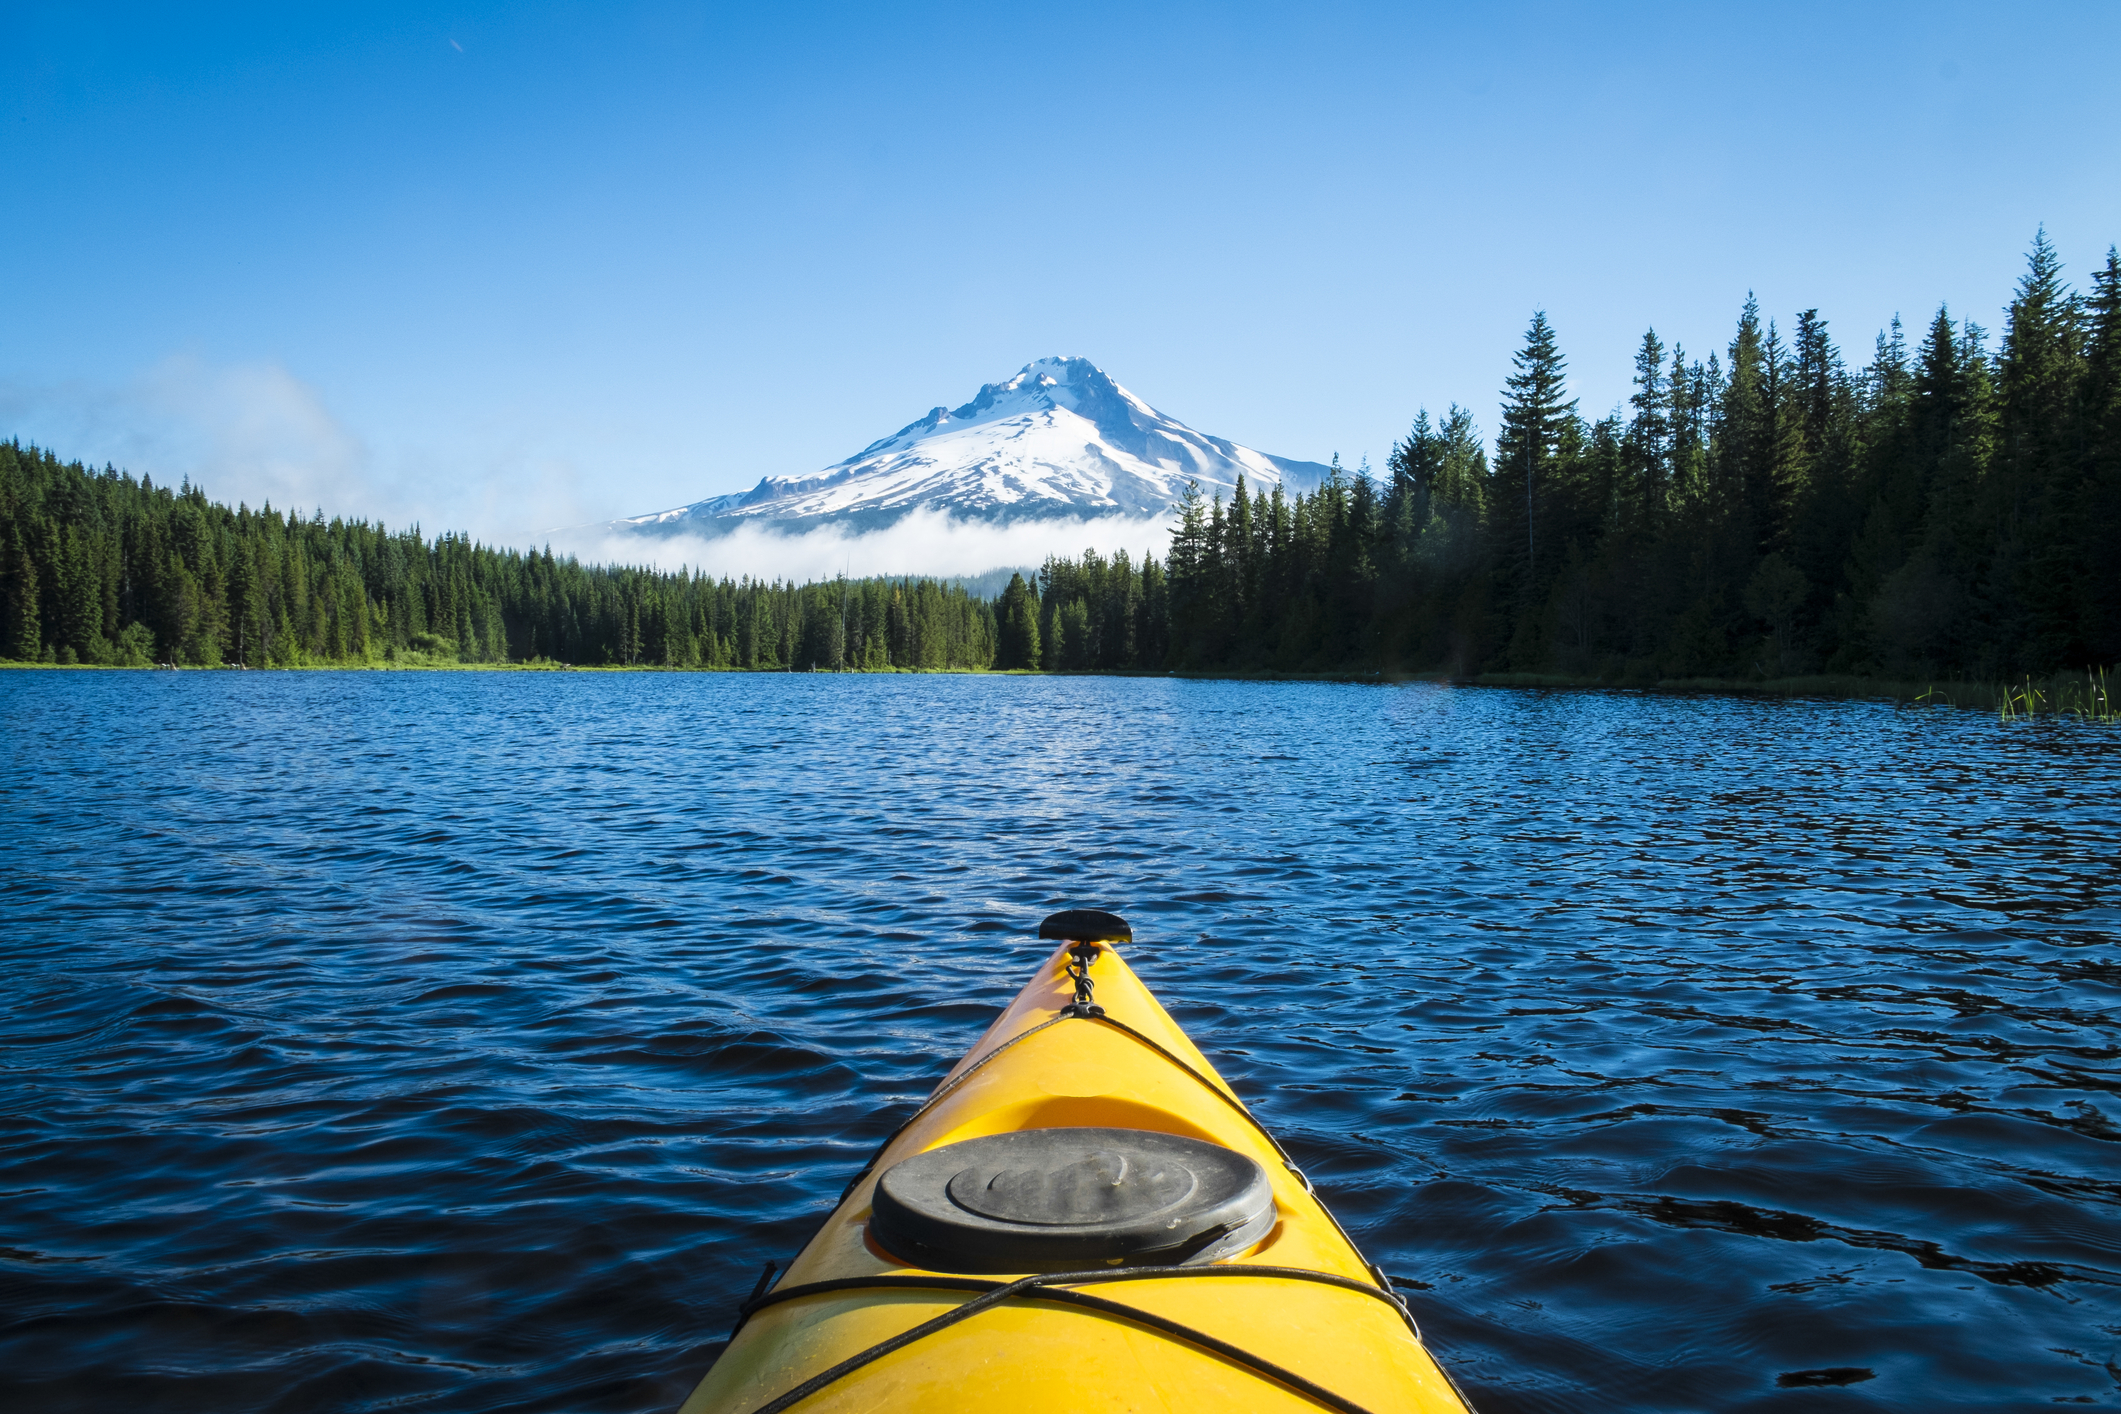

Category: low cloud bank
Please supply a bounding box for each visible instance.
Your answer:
[546,508,1178,585]
[2,355,1176,588]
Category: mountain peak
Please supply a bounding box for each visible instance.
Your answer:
[616,358,1327,534]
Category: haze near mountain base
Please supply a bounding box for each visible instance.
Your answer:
[594,357,1330,578]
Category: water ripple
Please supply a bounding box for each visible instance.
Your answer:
[2,670,2118,1410]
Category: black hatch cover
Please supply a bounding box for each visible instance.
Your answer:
[1038,909,1131,943]
[870,1127,1275,1273]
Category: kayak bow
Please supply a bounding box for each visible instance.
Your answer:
[681,910,1472,1413]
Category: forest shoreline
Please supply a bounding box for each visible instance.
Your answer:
[0,657,1032,675]
[10,655,2108,719]
[1462,670,2089,712]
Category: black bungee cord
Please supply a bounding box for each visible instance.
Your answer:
[725,941,1436,1414]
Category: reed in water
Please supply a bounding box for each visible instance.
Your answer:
[1911,668,2118,723]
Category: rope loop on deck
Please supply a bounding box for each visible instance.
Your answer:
[736,1264,1400,1414]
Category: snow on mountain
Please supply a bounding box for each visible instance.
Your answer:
[614,357,1330,534]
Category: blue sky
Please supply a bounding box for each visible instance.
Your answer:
[3,1,2117,562]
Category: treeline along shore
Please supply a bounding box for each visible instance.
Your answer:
[0,446,996,671]
[1029,234,2120,682]
[4,235,2116,684]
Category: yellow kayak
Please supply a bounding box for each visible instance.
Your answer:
[681,910,1475,1414]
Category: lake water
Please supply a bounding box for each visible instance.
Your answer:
[4,669,2119,1412]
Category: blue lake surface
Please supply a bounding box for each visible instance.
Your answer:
[4,669,2119,1412]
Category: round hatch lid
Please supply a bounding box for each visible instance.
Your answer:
[870,1127,1276,1274]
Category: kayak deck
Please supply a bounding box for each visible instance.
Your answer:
[681,933,1471,1413]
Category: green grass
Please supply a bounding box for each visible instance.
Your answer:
[1468,667,2120,722]
[7,654,2114,719]
[1991,667,2118,723]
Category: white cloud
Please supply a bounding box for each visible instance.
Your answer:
[147,355,373,515]
[0,354,370,516]
[0,357,1177,582]
[0,354,590,538]
[547,507,1178,581]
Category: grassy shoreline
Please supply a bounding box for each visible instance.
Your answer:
[0,656,1022,675]
[5,657,2112,718]
[1470,670,1959,701]
[1465,668,2118,718]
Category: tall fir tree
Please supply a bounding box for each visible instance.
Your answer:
[1998,229,2089,665]
[1493,311,1580,616]
[1623,328,1670,534]
[2079,248,2121,660]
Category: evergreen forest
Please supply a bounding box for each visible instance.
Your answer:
[0,444,995,671]
[4,234,2115,682]
[1014,234,2120,682]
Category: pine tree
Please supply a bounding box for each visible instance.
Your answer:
[1434,405,1488,520]
[1380,409,1434,611]
[2079,247,2121,660]
[1040,587,1066,670]
[1761,318,1806,554]
[996,572,1041,669]
[1060,598,1091,670]
[1720,295,1802,556]
[1388,409,1437,511]
[1873,307,1996,669]
[1998,229,2089,665]
[1229,473,1255,637]
[57,525,101,659]
[226,536,259,666]
[3,528,39,660]
[1623,328,1669,531]
[1494,311,1580,633]
[1163,480,1209,666]
[1999,229,2085,524]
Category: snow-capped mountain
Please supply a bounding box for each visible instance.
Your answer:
[615,357,1330,534]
